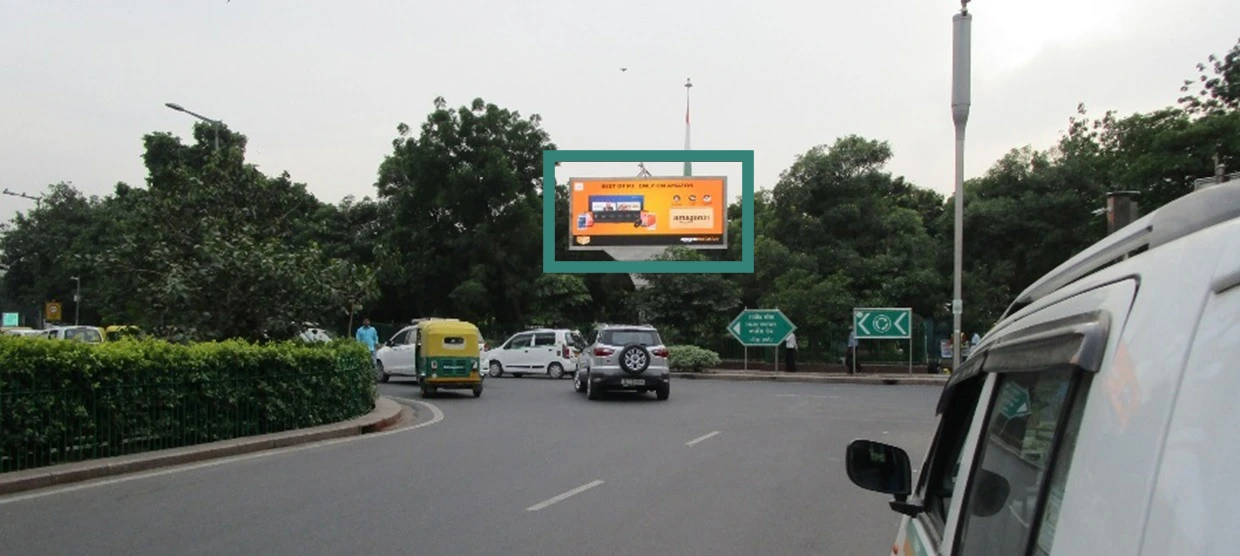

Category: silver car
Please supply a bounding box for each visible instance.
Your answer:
[573,324,670,401]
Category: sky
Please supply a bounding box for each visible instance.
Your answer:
[3,0,1239,226]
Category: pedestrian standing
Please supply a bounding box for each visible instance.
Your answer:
[846,326,861,374]
[784,332,798,372]
[356,318,379,361]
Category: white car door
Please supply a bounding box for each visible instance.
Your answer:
[386,327,418,374]
[500,333,535,372]
[530,332,559,373]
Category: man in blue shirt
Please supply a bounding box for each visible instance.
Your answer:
[356,318,379,359]
[846,326,861,375]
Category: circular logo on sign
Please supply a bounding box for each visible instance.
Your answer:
[873,315,892,333]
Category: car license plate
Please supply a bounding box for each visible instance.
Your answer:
[621,378,644,387]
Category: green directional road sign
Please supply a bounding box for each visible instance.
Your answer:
[853,307,912,340]
[2,312,17,327]
[727,309,797,347]
[997,381,1032,420]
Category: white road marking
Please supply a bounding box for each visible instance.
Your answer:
[776,394,841,399]
[686,431,721,446]
[526,480,605,511]
[0,398,444,506]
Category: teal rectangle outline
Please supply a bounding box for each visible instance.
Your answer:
[543,150,755,274]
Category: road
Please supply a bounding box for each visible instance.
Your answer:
[0,376,942,556]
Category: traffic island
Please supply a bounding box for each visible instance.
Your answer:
[0,397,405,497]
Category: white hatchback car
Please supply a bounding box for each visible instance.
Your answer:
[845,181,1240,555]
[483,328,585,379]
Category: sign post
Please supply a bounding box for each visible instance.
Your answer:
[853,308,914,374]
[728,309,797,371]
[45,302,63,324]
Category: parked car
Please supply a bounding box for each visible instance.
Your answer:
[483,328,586,379]
[573,324,670,401]
[844,181,1240,555]
[43,326,104,343]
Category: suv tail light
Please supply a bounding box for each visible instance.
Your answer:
[652,347,669,358]
[594,346,615,357]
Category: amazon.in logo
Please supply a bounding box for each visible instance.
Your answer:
[668,208,714,230]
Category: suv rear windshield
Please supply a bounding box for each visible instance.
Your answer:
[600,329,661,347]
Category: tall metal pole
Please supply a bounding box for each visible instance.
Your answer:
[951,3,972,372]
[71,276,81,325]
[684,78,693,177]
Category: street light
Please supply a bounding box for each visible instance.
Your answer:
[71,276,81,325]
[950,1,972,373]
[165,102,223,151]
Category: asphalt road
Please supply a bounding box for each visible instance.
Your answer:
[0,375,942,556]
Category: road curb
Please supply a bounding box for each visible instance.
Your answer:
[0,396,404,497]
[671,372,948,386]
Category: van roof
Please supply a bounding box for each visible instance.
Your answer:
[1004,181,1240,320]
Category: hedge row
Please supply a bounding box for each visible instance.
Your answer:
[667,345,722,372]
[0,336,377,473]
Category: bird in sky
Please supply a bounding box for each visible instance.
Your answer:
[620,68,628,72]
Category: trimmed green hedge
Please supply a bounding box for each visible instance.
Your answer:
[0,336,376,473]
[667,345,721,372]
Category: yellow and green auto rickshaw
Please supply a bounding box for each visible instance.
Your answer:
[417,319,484,399]
[104,325,143,342]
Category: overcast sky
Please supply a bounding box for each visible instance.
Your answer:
[3,0,1238,225]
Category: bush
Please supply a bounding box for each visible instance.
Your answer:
[0,336,376,473]
[667,345,721,372]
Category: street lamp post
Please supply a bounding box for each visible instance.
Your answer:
[2,188,44,210]
[165,102,223,151]
[951,1,972,372]
[71,276,81,325]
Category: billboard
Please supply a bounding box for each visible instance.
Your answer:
[567,176,728,250]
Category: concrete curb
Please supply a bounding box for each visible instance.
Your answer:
[671,371,949,386]
[0,396,405,497]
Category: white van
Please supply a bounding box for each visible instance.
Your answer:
[846,181,1240,555]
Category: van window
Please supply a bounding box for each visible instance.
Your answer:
[919,372,986,544]
[533,332,556,346]
[956,368,1086,555]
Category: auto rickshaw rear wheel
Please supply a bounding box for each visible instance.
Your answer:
[473,384,483,398]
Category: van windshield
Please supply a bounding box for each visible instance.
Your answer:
[601,329,661,347]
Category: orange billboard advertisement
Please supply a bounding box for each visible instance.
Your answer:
[567,176,728,250]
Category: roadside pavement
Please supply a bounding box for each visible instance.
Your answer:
[672,369,950,386]
[0,396,407,497]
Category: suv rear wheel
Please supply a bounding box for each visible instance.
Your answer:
[586,372,602,400]
[619,344,651,374]
[656,383,670,401]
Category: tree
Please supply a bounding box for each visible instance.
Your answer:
[374,97,555,332]
[635,247,741,345]
[1179,37,1240,116]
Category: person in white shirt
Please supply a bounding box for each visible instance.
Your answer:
[784,332,798,372]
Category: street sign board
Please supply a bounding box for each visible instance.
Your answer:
[853,308,912,339]
[997,382,1032,420]
[45,302,62,322]
[2,312,18,327]
[727,309,796,347]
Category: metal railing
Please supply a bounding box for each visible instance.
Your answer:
[1,364,372,474]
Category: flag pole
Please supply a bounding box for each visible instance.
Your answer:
[684,78,693,177]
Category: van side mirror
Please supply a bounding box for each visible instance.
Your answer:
[846,439,913,497]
